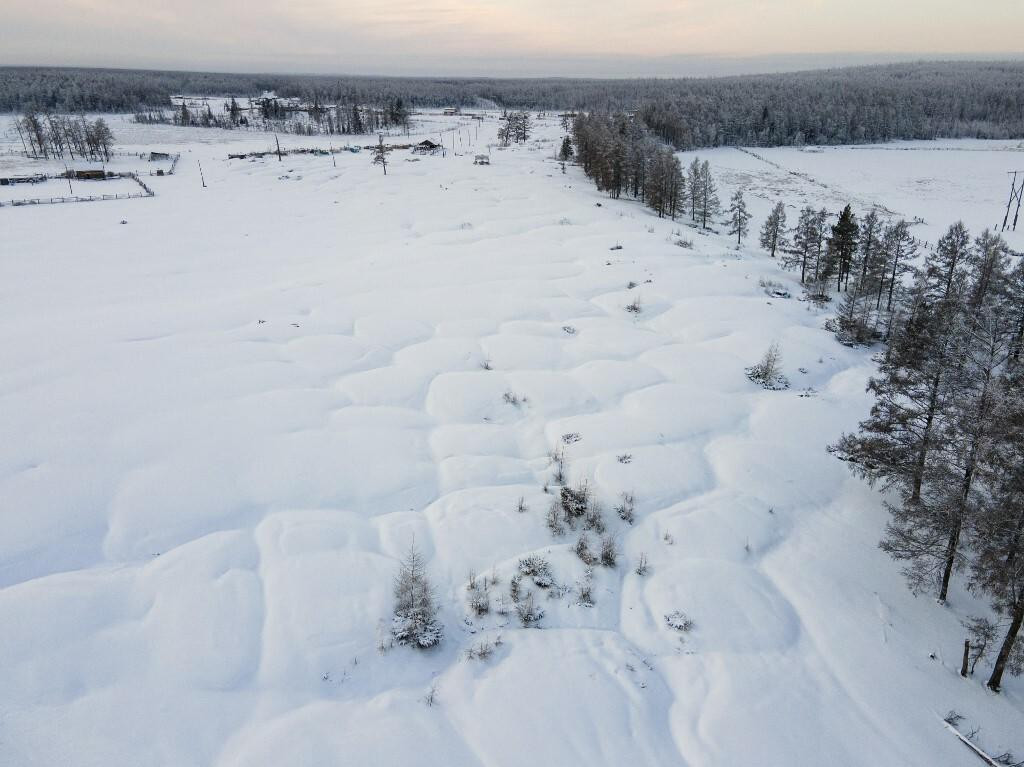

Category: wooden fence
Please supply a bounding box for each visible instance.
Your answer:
[0,172,154,209]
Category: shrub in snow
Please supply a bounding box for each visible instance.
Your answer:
[515,591,544,627]
[635,552,650,576]
[665,610,694,633]
[599,535,618,568]
[516,496,528,513]
[550,447,567,485]
[577,582,594,607]
[615,492,636,524]
[465,638,498,661]
[546,501,566,536]
[759,278,791,298]
[560,482,590,521]
[509,573,523,604]
[745,342,790,390]
[583,504,606,534]
[391,543,443,649]
[466,571,491,616]
[575,532,596,565]
[503,390,528,407]
[625,296,642,314]
[518,555,553,588]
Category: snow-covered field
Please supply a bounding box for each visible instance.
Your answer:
[1,113,1021,766]
[679,140,1024,251]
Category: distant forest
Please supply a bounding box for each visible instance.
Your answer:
[2,62,1024,148]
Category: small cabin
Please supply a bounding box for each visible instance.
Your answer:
[473,154,490,165]
[73,169,107,181]
[148,151,171,161]
[413,139,442,155]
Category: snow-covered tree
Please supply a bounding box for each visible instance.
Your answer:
[687,158,701,221]
[392,542,443,649]
[759,201,788,257]
[746,341,789,389]
[372,134,388,175]
[558,136,574,161]
[726,188,751,246]
[697,160,720,229]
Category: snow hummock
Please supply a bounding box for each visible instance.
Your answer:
[0,113,1021,766]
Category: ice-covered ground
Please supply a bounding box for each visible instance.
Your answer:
[1,113,1021,766]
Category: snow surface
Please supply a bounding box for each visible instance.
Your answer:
[1,113,1022,766]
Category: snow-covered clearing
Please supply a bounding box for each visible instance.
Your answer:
[1,113,1021,766]
[680,140,1024,251]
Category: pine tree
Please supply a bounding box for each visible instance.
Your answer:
[835,209,886,344]
[372,134,388,175]
[392,542,443,649]
[558,136,574,162]
[760,201,788,257]
[827,204,860,292]
[726,189,751,245]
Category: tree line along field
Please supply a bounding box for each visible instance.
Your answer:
[3,61,1024,146]
[1,96,1023,765]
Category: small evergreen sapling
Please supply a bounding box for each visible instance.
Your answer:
[392,542,443,648]
[746,342,790,390]
[371,134,388,175]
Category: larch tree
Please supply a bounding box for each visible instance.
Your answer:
[972,366,1024,691]
[687,158,701,222]
[698,160,720,229]
[726,189,751,246]
[760,201,788,258]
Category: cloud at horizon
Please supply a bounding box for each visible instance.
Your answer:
[2,0,1022,77]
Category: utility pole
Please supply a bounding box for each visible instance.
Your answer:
[275,135,283,162]
[1002,171,1024,232]
[198,161,206,188]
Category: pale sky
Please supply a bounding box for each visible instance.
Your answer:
[2,0,1022,76]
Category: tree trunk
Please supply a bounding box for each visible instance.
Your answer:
[939,448,978,603]
[912,371,942,502]
[938,516,961,604]
[887,249,902,312]
[987,598,1024,692]
[961,639,970,677]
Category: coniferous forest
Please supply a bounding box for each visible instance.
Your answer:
[3,61,1024,147]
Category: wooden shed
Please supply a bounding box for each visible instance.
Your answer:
[413,139,442,155]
